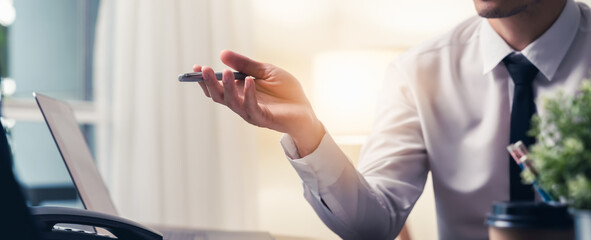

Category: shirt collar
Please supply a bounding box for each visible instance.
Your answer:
[479,18,513,75]
[479,0,580,81]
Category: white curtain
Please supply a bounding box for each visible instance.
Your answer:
[93,0,258,230]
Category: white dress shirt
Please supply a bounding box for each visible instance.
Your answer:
[281,1,591,239]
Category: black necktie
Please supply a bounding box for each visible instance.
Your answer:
[504,53,537,201]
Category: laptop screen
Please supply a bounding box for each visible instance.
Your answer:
[34,93,118,216]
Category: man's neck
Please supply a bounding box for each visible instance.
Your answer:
[488,0,567,51]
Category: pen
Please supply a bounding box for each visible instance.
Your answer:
[507,141,555,202]
[508,142,539,176]
[178,72,249,82]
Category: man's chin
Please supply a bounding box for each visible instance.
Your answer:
[477,8,504,18]
[474,0,533,18]
[476,5,528,18]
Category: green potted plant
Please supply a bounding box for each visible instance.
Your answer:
[525,80,591,239]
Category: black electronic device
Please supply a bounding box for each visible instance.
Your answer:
[31,206,163,240]
[178,71,248,82]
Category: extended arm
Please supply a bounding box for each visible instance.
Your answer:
[281,61,429,239]
[194,52,429,239]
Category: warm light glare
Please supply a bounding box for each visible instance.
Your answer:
[313,50,400,137]
[252,0,334,26]
[348,0,475,35]
[336,0,475,47]
[251,0,476,53]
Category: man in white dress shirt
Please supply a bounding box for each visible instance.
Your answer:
[194,0,591,239]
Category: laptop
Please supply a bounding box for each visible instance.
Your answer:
[34,93,274,240]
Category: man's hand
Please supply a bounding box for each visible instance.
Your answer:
[194,50,325,156]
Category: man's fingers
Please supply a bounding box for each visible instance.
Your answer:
[222,69,247,117]
[243,77,265,125]
[198,81,210,98]
[192,64,202,72]
[202,66,224,103]
[196,53,268,126]
[220,50,266,79]
[193,64,210,97]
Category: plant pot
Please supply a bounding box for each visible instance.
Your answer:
[571,208,591,240]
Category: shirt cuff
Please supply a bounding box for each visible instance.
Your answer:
[280,133,350,198]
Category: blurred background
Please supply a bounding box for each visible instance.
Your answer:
[2,0,589,239]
